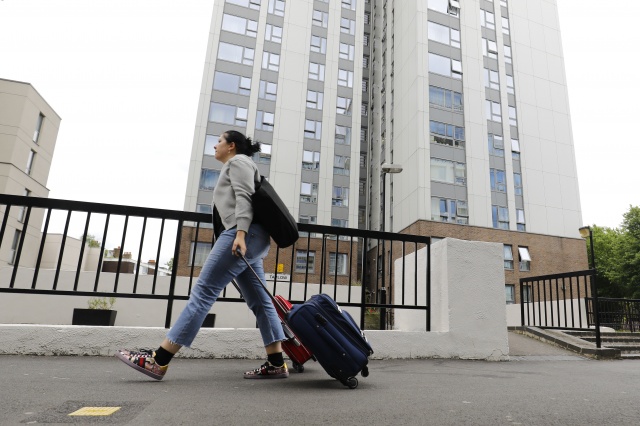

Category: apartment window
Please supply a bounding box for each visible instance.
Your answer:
[503,245,514,269]
[516,209,526,231]
[204,135,216,156]
[480,10,495,30]
[428,53,462,79]
[340,17,356,35]
[511,138,521,160]
[18,189,31,223]
[484,68,500,90]
[300,182,319,203]
[265,24,283,43]
[514,173,523,195]
[218,42,254,65]
[485,100,502,122]
[209,102,248,126]
[431,197,469,224]
[429,86,463,112]
[509,106,517,126]
[429,120,465,148]
[222,13,258,37]
[430,158,466,185]
[295,250,316,273]
[504,45,512,64]
[333,155,351,176]
[258,80,278,101]
[196,203,212,215]
[363,34,369,46]
[482,38,498,59]
[502,16,510,35]
[342,0,356,10]
[25,150,36,175]
[227,0,261,10]
[359,154,366,168]
[312,10,328,28]
[336,97,352,115]
[255,111,275,131]
[309,62,325,81]
[501,0,508,6]
[310,35,327,54]
[362,79,368,92]
[359,180,366,195]
[189,242,210,267]
[506,75,514,94]
[10,230,21,265]
[254,143,272,164]
[427,0,459,17]
[490,168,507,192]
[33,113,44,143]
[488,134,504,157]
[339,43,355,61]
[522,285,531,303]
[363,55,369,68]
[304,119,322,139]
[338,69,354,87]
[427,21,460,48]
[262,51,280,71]
[268,0,285,16]
[492,205,509,229]
[213,71,251,95]
[332,186,349,207]
[335,125,351,145]
[505,285,515,304]
[298,215,318,238]
[302,150,320,170]
[360,128,367,143]
[329,252,348,275]
[364,12,370,24]
[519,247,531,271]
[199,169,220,190]
[306,90,324,110]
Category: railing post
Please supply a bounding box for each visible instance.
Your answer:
[590,269,601,348]
[165,220,183,329]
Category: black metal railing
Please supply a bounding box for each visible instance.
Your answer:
[0,194,431,330]
[586,297,640,332]
[520,269,601,347]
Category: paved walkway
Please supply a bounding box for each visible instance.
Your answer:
[1,332,639,425]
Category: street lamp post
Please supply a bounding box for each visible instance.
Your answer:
[579,225,601,348]
[379,163,402,330]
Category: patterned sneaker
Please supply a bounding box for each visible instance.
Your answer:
[115,349,168,381]
[244,361,289,379]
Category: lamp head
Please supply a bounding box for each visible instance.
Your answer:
[578,226,591,239]
[381,163,403,174]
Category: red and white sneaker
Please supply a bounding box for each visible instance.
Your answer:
[244,361,289,379]
[115,349,168,381]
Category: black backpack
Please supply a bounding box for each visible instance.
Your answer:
[213,176,299,248]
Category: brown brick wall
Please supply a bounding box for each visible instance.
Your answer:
[176,221,589,306]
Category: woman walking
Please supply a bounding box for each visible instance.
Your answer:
[115,130,288,380]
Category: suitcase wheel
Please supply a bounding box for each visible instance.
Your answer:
[346,377,358,389]
[361,366,369,377]
[292,362,305,373]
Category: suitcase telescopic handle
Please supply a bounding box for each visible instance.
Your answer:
[237,250,302,347]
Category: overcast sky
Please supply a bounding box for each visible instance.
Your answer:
[1,0,638,233]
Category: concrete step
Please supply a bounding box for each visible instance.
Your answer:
[603,345,640,354]
[621,353,640,360]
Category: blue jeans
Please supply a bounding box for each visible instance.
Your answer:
[166,223,285,348]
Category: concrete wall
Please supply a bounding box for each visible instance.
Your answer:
[1,238,511,360]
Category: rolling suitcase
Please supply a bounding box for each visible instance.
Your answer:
[287,293,374,389]
[237,255,314,373]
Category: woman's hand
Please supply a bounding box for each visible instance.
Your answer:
[232,230,247,257]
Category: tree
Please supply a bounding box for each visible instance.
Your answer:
[166,258,174,271]
[82,234,101,248]
[590,205,640,299]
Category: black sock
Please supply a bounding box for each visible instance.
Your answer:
[154,347,174,366]
[267,352,284,367]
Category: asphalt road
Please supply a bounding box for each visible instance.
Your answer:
[1,334,639,425]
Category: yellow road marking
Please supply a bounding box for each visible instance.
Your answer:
[68,407,121,416]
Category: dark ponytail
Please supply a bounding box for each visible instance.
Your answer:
[225,130,261,157]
